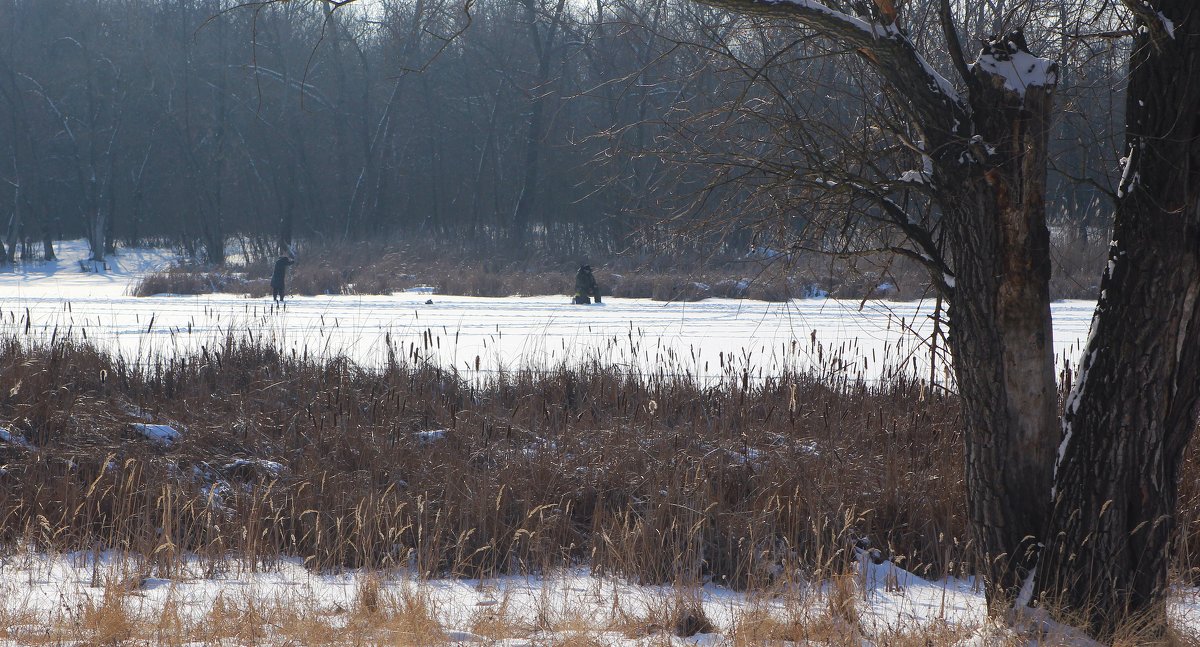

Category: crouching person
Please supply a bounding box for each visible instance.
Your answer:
[271,256,295,303]
[574,265,601,304]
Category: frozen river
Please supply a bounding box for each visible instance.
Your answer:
[0,242,1096,384]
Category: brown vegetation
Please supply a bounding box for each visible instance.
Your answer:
[132,232,1107,302]
[0,329,966,584]
[0,326,1197,642]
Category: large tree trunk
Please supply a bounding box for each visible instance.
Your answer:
[940,34,1059,603]
[1038,3,1200,637]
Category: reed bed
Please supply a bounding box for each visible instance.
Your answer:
[0,328,967,588]
[3,327,1200,643]
[0,331,1195,587]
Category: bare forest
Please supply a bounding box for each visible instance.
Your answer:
[1,0,1122,284]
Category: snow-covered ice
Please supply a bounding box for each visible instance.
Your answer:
[0,241,1097,386]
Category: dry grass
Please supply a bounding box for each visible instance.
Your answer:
[79,582,139,645]
[0,316,1196,643]
[728,607,864,646]
[0,330,968,585]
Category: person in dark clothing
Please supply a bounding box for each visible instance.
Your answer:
[574,265,601,304]
[271,256,294,303]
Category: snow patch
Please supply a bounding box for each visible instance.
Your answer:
[1158,11,1176,39]
[414,429,448,443]
[224,458,286,479]
[0,427,33,449]
[1,241,1099,391]
[444,630,486,642]
[915,55,962,101]
[973,50,1056,95]
[132,423,181,447]
[1014,567,1036,608]
[1117,143,1139,198]
[727,447,763,467]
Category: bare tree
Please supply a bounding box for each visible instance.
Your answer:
[1040,1,1200,636]
[673,0,1199,637]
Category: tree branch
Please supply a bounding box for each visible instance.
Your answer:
[690,0,969,147]
[1120,0,1175,49]
[938,0,978,105]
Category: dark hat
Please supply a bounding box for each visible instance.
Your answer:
[581,265,592,272]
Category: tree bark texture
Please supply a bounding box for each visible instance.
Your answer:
[944,40,1058,601]
[1039,3,1200,636]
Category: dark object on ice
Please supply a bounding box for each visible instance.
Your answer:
[425,299,434,305]
[574,265,601,304]
[271,256,294,302]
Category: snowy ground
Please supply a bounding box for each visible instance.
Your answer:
[0,242,1172,645]
[0,241,1096,385]
[6,548,1197,645]
[0,548,990,645]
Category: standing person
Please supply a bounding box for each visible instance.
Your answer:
[574,265,601,304]
[271,256,294,303]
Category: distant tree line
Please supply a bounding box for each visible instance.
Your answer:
[0,0,1127,266]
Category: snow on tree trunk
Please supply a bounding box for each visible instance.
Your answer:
[1037,3,1200,637]
[940,32,1058,605]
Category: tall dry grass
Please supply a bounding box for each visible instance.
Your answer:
[3,319,1200,645]
[2,319,1200,619]
[0,329,968,588]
